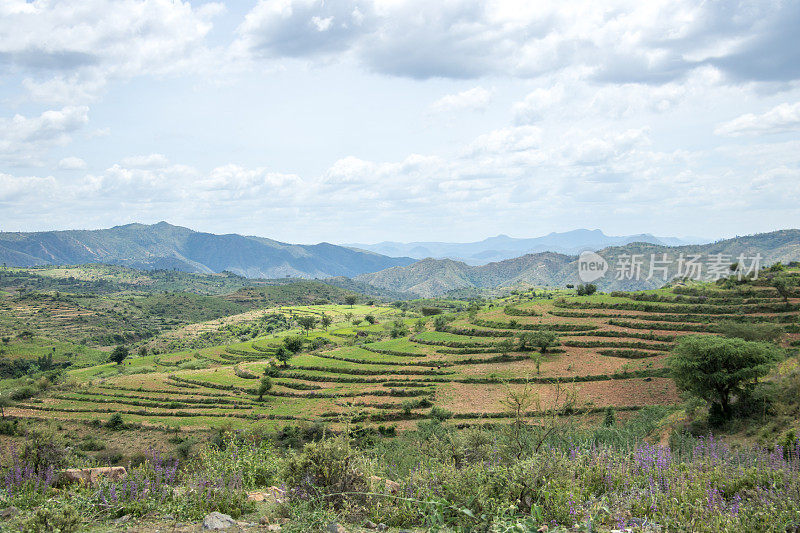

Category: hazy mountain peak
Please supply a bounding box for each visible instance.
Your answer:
[345,229,706,265]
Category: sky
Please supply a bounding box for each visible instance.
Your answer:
[0,0,799,244]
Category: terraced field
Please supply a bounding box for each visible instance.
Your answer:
[12,276,800,431]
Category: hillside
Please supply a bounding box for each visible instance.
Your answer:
[356,229,800,296]
[0,222,415,278]
[0,266,371,347]
[347,228,706,264]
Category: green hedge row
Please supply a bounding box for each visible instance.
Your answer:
[607,319,714,332]
[596,349,663,359]
[565,330,677,342]
[503,305,540,316]
[313,352,441,368]
[562,340,672,351]
[470,319,598,332]
[289,363,451,376]
[360,344,427,358]
[551,309,796,325]
[554,300,799,315]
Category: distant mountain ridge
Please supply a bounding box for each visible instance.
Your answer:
[355,230,800,297]
[345,229,707,265]
[0,222,415,279]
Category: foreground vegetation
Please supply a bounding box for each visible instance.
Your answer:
[0,413,798,532]
[1,262,799,531]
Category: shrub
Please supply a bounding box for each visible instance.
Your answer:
[78,437,106,451]
[10,386,37,401]
[0,418,19,436]
[105,412,126,430]
[201,432,279,489]
[429,405,453,421]
[282,436,369,507]
[16,502,80,533]
[20,429,67,470]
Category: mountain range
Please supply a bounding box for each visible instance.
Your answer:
[346,229,707,265]
[355,230,800,297]
[0,222,415,279]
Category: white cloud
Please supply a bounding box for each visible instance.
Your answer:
[0,172,57,202]
[120,154,170,169]
[464,125,542,156]
[715,102,800,137]
[58,157,87,170]
[429,87,493,113]
[236,0,800,85]
[1,0,224,104]
[513,85,564,123]
[0,106,89,165]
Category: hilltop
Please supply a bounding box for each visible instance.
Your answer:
[0,222,415,279]
[356,229,800,296]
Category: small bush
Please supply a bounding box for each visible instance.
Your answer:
[105,412,126,430]
[16,502,81,533]
[78,437,106,451]
[282,436,369,507]
[20,430,67,470]
[10,386,37,401]
[0,418,19,436]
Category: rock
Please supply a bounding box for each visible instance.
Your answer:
[0,506,19,518]
[266,525,282,532]
[364,520,377,529]
[377,524,387,532]
[369,475,401,494]
[112,514,131,524]
[247,486,286,504]
[60,466,127,485]
[326,523,347,533]
[202,512,237,530]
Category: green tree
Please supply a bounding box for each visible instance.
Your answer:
[668,335,782,420]
[518,330,559,353]
[283,336,304,354]
[499,338,514,356]
[577,283,597,295]
[320,313,333,330]
[364,314,376,325]
[297,315,317,336]
[257,376,272,401]
[388,319,409,338]
[0,395,12,419]
[109,346,129,365]
[773,278,791,304]
[274,346,293,368]
[413,318,426,332]
[345,295,358,308]
[530,352,543,374]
